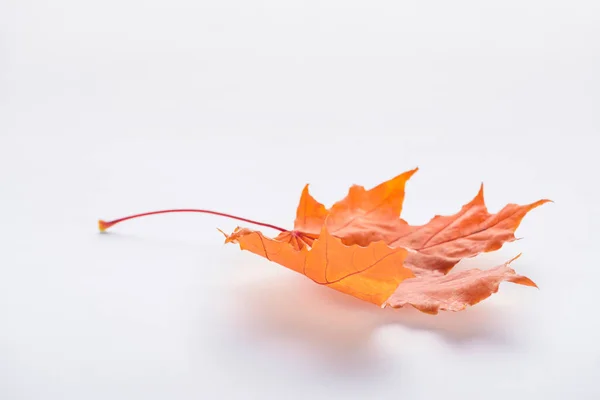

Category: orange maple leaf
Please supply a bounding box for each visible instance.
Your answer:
[98,169,549,313]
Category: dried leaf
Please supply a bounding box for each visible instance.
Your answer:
[383,255,537,314]
[222,225,414,305]
[100,168,548,313]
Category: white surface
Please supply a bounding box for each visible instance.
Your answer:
[1,1,599,399]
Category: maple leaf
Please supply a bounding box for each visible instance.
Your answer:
[382,255,537,314]
[98,168,548,313]
[221,225,414,306]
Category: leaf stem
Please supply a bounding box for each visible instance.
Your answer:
[98,209,288,232]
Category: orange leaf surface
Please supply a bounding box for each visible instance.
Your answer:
[393,187,549,276]
[293,169,549,276]
[222,225,414,306]
[383,255,537,314]
[293,168,417,245]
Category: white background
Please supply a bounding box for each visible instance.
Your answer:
[1,1,599,399]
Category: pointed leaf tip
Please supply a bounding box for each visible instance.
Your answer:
[216,228,229,242]
[475,183,485,202]
[507,253,522,264]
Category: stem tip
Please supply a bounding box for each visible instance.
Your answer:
[98,220,111,232]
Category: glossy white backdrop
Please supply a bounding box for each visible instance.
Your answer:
[1,1,599,399]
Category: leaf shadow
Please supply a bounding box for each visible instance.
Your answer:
[229,270,519,376]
